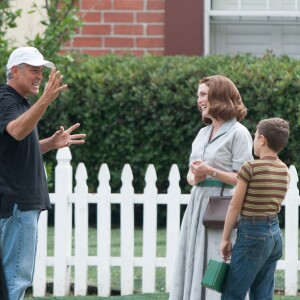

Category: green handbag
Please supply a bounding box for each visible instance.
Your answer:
[201,259,229,293]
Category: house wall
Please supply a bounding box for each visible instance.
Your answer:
[64,0,166,56]
[6,0,206,56]
[5,0,46,47]
[5,1,299,57]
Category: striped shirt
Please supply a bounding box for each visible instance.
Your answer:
[238,157,289,216]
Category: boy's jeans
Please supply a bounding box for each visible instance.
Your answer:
[0,205,40,300]
[222,216,282,300]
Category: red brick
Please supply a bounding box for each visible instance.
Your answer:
[82,25,111,35]
[114,25,144,35]
[136,37,164,48]
[63,40,72,47]
[137,12,164,23]
[61,47,83,54]
[105,37,134,47]
[73,37,102,47]
[79,12,101,22]
[58,49,71,55]
[147,0,164,10]
[114,0,144,10]
[81,0,112,10]
[75,27,81,34]
[146,49,164,55]
[104,12,134,23]
[147,25,164,35]
[115,49,145,56]
[83,49,113,56]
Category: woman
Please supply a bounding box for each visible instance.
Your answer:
[169,75,253,300]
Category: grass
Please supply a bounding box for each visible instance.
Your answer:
[24,227,300,299]
[25,294,300,299]
[43,227,167,293]
[26,294,168,300]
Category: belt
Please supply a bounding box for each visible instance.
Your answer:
[240,215,277,221]
[197,178,234,189]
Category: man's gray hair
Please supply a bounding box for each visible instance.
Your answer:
[6,64,26,81]
[6,68,13,81]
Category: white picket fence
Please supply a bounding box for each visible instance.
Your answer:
[32,147,300,297]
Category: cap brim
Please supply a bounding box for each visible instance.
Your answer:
[26,59,54,68]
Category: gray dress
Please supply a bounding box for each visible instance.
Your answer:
[169,118,253,300]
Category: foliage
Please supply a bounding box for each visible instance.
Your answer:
[28,0,83,62]
[0,0,22,82]
[0,0,82,82]
[35,53,300,201]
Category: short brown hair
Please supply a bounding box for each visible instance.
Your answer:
[257,118,290,153]
[200,75,247,125]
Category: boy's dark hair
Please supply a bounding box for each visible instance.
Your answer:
[199,75,247,125]
[257,118,290,152]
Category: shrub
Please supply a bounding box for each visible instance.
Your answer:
[38,53,300,197]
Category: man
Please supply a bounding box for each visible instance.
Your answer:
[0,249,8,299]
[0,47,86,300]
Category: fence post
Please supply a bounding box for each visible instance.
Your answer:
[97,163,111,296]
[142,164,158,293]
[120,164,135,295]
[74,163,89,295]
[284,165,299,296]
[53,147,73,296]
[32,210,48,297]
[166,164,181,292]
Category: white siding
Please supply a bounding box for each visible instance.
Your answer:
[283,25,300,57]
[208,0,300,57]
[5,0,46,47]
[210,22,300,58]
[212,0,300,10]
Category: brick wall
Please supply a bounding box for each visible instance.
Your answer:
[63,0,165,56]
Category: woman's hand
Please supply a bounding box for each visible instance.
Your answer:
[187,160,208,185]
[190,160,210,177]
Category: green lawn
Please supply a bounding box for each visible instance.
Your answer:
[26,294,168,300]
[42,227,167,293]
[24,227,299,298]
[25,294,300,299]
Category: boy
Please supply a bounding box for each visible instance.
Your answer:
[220,117,290,300]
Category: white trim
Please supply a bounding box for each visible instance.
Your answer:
[210,10,300,18]
[237,0,242,10]
[204,0,211,55]
[211,19,300,25]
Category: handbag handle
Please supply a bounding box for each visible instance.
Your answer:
[220,184,225,196]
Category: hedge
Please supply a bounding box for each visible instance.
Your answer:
[37,53,300,192]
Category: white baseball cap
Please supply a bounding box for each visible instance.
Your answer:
[6,47,54,70]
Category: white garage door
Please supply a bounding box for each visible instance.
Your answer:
[206,0,300,58]
[210,21,300,58]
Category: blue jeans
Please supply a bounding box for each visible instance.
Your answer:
[0,205,40,300]
[221,216,282,300]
